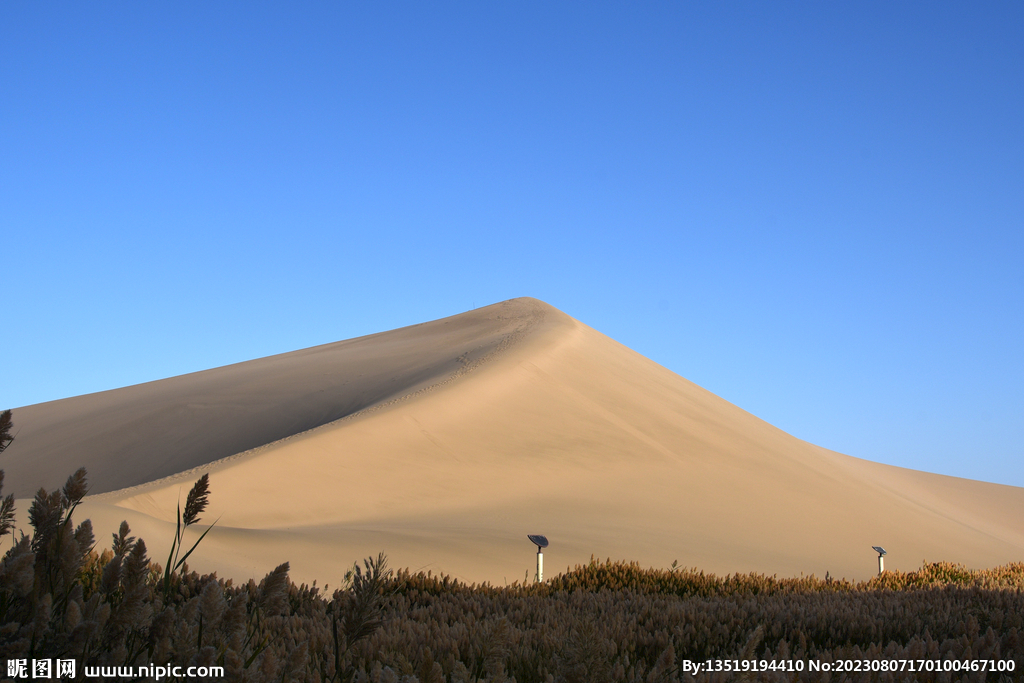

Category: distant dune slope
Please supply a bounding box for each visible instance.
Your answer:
[6,302,542,497]
[8,298,1024,584]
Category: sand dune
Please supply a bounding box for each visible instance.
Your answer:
[7,298,1024,586]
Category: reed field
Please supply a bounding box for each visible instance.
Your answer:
[0,462,1021,682]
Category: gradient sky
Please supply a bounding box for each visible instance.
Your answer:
[3,3,1022,487]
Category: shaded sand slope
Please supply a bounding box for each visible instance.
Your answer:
[9,298,1024,585]
[6,305,532,497]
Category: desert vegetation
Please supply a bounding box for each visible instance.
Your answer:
[0,456,1020,681]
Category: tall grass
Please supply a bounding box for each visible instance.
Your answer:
[0,468,1021,682]
[162,473,215,600]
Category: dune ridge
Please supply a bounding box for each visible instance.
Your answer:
[7,299,548,498]
[7,298,1024,585]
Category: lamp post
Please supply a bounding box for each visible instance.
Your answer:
[528,535,549,582]
[872,546,887,575]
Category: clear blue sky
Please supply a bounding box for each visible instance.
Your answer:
[3,3,1022,487]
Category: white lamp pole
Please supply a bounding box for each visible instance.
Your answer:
[872,546,887,576]
[528,535,549,583]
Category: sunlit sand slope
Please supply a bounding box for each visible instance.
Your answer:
[10,298,1024,585]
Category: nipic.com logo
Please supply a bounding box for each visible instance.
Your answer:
[5,659,224,680]
[6,658,75,679]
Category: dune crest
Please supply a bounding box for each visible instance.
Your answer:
[8,298,1024,584]
[7,298,553,498]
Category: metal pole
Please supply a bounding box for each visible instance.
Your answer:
[537,547,544,582]
[878,554,884,575]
